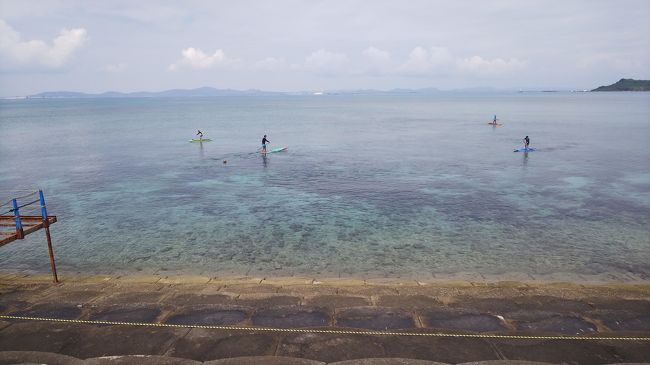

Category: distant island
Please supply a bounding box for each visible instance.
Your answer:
[23,86,498,99]
[17,84,645,99]
[29,87,284,98]
[592,78,650,91]
[26,87,442,98]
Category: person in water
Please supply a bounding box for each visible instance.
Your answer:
[524,135,530,149]
[196,130,203,141]
[261,134,270,153]
[493,115,497,124]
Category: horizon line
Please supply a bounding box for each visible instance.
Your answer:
[3,85,605,99]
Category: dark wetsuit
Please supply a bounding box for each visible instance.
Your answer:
[262,137,270,151]
[524,136,530,148]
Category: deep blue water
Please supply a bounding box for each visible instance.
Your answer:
[1,93,649,280]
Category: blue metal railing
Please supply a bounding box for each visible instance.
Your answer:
[0,189,58,282]
[0,190,48,237]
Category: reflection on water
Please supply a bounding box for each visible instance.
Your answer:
[198,141,205,158]
[522,151,529,166]
[0,93,648,279]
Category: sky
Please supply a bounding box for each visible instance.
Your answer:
[1,0,649,96]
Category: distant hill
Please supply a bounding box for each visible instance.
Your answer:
[29,87,446,98]
[32,91,90,98]
[30,87,284,98]
[592,78,650,91]
[27,86,514,99]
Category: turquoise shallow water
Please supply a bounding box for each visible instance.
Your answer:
[0,93,649,279]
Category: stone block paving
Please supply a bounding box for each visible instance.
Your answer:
[1,277,649,364]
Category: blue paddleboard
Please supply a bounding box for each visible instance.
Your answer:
[513,147,535,152]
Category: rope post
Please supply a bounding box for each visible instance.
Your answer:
[12,199,24,239]
[39,190,58,283]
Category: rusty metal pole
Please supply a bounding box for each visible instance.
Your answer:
[39,190,58,283]
[43,223,58,283]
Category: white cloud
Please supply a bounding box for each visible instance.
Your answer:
[168,47,236,71]
[253,57,288,71]
[362,46,392,74]
[301,49,349,74]
[576,53,647,74]
[399,46,454,75]
[398,46,525,76]
[457,56,525,75]
[0,20,87,70]
[104,62,127,73]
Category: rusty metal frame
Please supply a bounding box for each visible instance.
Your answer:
[1,190,59,283]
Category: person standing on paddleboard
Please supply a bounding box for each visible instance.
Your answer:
[524,136,530,149]
[261,135,270,153]
[197,130,203,141]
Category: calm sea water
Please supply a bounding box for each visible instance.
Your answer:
[1,93,649,280]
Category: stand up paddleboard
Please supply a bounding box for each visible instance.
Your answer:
[189,138,212,142]
[488,123,503,126]
[262,146,288,154]
[514,147,535,152]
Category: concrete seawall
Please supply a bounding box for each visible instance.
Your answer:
[1,274,649,364]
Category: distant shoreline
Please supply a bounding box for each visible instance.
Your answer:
[6,79,649,99]
[6,89,644,100]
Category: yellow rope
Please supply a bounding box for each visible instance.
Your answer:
[1,314,649,341]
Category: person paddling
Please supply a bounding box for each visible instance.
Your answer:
[261,134,270,153]
[524,135,530,149]
[196,130,204,141]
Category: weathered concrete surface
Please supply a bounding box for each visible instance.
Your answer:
[165,329,279,361]
[0,351,649,364]
[1,276,649,364]
[329,358,449,365]
[0,322,83,353]
[164,306,248,326]
[380,335,499,364]
[84,355,202,365]
[336,307,414,330]
[204,356,326,364]
[306,295,371,309]
[0,350,85,365]
[421,310,506,332]
[483,338,650,364]
[277,331,391,362]
[458,360,548,365]
[63,326,188,359]
[252,307,330,328]
[87,305,163,324]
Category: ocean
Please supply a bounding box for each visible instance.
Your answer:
[1,92,649,280]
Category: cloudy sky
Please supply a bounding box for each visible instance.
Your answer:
[1,0,649,96]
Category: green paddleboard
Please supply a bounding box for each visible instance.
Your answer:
[189,139,212,142]
[262,146,288,153]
